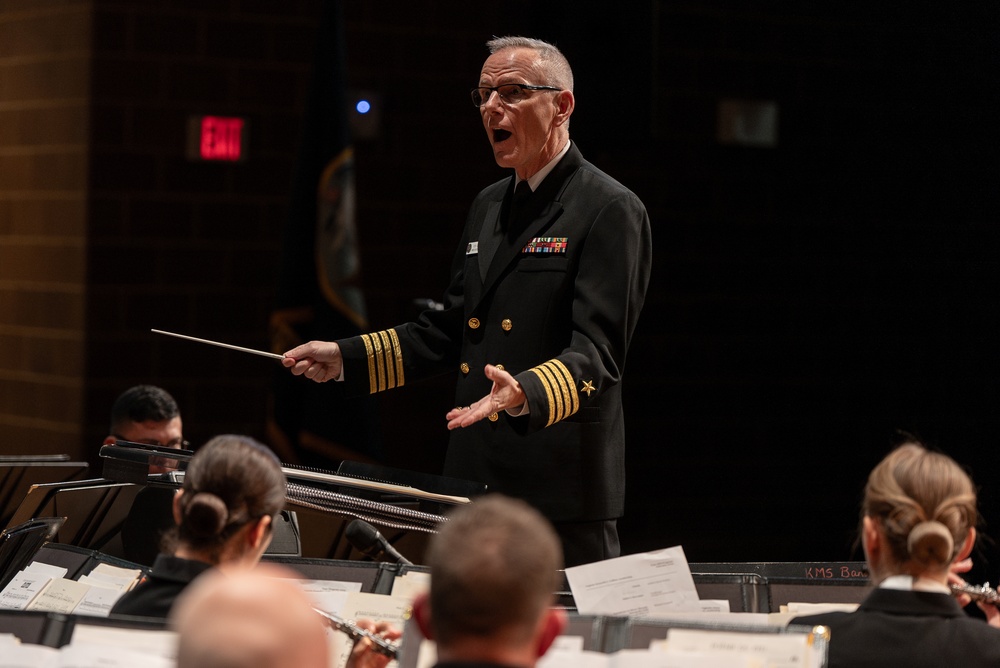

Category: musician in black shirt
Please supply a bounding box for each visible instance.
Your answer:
[110,434,285,619]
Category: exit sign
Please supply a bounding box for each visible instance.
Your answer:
[186,115,248,162]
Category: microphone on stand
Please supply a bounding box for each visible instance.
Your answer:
[345,519,413,565]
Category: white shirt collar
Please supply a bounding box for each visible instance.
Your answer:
[879,574,950,594]
[516,140,571,193]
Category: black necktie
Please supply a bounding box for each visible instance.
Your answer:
[479,181,531,280]
[508,180,532,232]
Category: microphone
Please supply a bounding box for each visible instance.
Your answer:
[345,519,413,565]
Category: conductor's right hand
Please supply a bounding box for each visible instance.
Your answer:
[282,341,343,382]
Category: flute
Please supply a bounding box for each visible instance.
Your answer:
[951,581,1000,605]
[313,608,399,658]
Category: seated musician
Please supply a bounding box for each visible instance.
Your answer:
[104,384,187,474]
[170,563,332,668]
[110,434,285,618]
[790,439,1000,667]
[349,494,567,668]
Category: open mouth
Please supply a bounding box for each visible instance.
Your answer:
[492,129,512,142]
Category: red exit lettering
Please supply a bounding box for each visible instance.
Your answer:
[200,116,244,161]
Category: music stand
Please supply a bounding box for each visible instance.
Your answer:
[98,442,455,562]
[99,441,193,483]
[0,516,66,589]
[0,456,88,527]
[4,479,143,554]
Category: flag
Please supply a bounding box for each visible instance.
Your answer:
[268,1,381,468]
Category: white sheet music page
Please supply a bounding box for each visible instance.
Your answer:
[298,578,361,615]
[0,642,60,667]
[25,578,89,614]
[58,642,174,668]
[659,628,812,668]
[330,592,412,668]
[72,583,126,617]
[613,648,751,668]
[70,624,177,661]
[537,648,609,668]
[0,571,53,610]
[565,546,700,616]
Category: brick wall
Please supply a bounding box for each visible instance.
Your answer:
[0,1,92,457]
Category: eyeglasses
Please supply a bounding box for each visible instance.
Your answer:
[471,83,563,108]
[113,435,190,450]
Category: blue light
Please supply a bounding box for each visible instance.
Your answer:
[355,100,371,114]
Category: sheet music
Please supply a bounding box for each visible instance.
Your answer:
[23,562,68,579]
[72,584,126,617]
[0,642,60,667]
[329,592,411,668]
[660,628,814,668]
[89,563,144,590]
[26,578,90,614]
[70,625,177,661]
[58,642,175,668]
[390,570,430,601]
[565,546,701,616]
[538,647,755,668]
[0,571,54,610]
[537,648,610,668]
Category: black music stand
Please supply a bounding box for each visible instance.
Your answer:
[690,561,872,612]
[99,441,194,483]
[0,456,88,527]
[0,516,66,589]
[4,479,143,554]
[98,443,302,564]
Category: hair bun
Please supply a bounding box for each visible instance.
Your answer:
[907,520,954,566]
[184,492,229,537]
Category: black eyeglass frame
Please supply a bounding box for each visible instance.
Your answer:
[470,83,564,107]
[111,434,191,450]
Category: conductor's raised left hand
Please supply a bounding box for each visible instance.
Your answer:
[446,364,525,429]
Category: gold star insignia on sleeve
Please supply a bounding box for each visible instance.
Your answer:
[581,380,595,397]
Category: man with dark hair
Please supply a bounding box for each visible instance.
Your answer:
[105,384,187,474]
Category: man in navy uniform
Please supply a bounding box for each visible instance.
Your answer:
[283,36,651,567]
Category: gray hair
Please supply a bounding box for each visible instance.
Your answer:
[486,36,574,92]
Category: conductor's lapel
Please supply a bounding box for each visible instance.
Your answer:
[474,143,583,307]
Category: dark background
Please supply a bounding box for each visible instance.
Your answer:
[1,1,997,577]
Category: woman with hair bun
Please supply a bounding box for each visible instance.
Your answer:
[791,440,1000,667]
[111,434,286,619]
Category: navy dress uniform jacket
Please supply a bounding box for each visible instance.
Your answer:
[790,587,1000,668]
[337,143,652,522]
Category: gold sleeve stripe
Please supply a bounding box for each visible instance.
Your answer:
[360,334,377,395]
[554,360,580,416]
[528,359,579,426]
[546,359,579,419]
[529,367,557,426]
[537,363,566,425]
[360,329,404,394]
[377,329,393,391]
[371,332,386,392]
[387,328,405,387]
